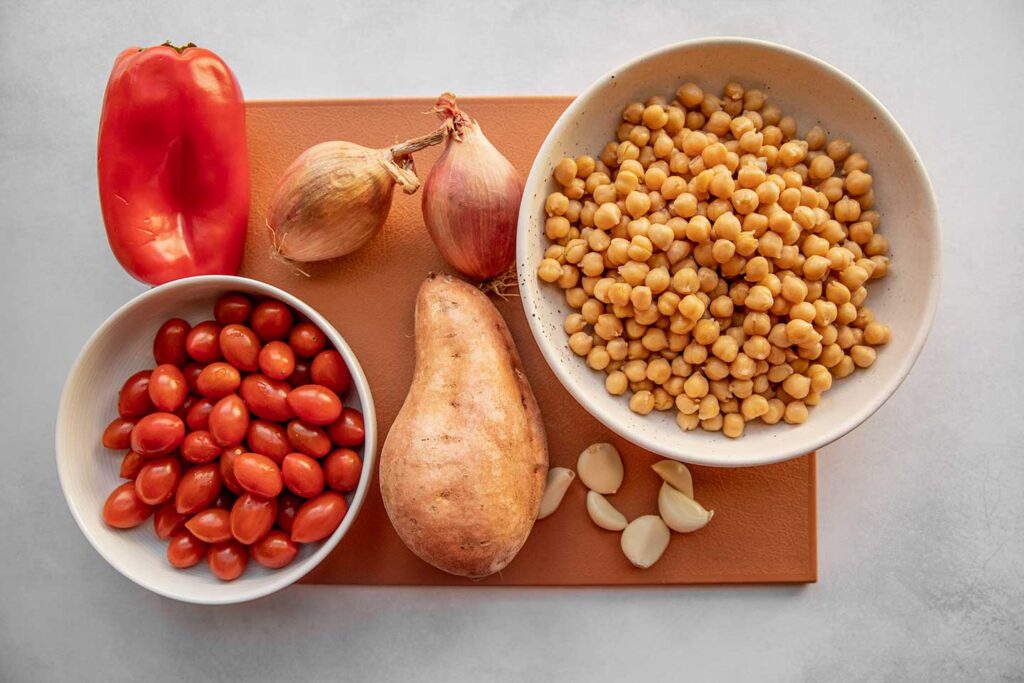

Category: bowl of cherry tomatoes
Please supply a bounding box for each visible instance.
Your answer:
[56,275,376,604]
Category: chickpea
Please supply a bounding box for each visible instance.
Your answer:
[557,264,579,289]
[678,294,706,321]
[743,335,771,360]
[743,284,774,312]
[537,258,562,283]
[741,394,770,421]
[710,334,739,363]
[700,414,724,432]
[641,327,669,352]
[568,331,593,356]
[832,354,856,379]
[809,154,835,181]
[683,372,710,399]
[545,216,571,241]
[594,313,624,341]
[630,390,656,415]
[698,394,720,420]
[826,138,851,162]
[850,345,877,368]
[586,345,611,370]
[645,357,672,384]
[783,400,809,424]
[682,342,708,365]
[863,321,891,345]
[605,371,628,395]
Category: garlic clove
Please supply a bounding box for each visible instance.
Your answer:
[586,491,628,531]
[651,460,694,499]
[577,443,624,494]
[620,515,671,569]
[658,482,714,533]
[537,467,576,520]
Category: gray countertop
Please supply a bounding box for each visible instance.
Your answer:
[2,0,1022,680]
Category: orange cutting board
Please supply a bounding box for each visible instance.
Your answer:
[239,97,817,585]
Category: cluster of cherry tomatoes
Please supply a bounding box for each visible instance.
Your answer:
[100,293,365,581]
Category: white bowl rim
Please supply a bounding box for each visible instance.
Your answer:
[517,36,941,467]
[55,275,378,604]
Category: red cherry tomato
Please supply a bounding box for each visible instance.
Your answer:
[251,300,294,342]
[324,448,362,492]
[219,324,260,372]
[130,412,184,457]
[175,464,223,515]
[251,529,298,569]
[208,540,248,580]
[154,501,188,539]
[288,322,326,358]
[220,446,245,495]
[291,491,347,543]
[117,370,155,418]
[214,293,253,325]
[246,419,291,464]
[134,456,181,505]
[185,508,232,543]
[120,450,145,479]
[153,318,191,367]
[282,452,325,498]
[286,384,342,426]
[102,416,137,450]
[276,492,302,534]
[233,452,283,498]
[185,398,214,431]
[239,374,294,422]
[327,407,365,447]
[209,394,249,447]
[289,360,312,387]
[181,430,221,464]
[103,482,153,528]
[311,350,351,395]
[182,362,205,394]
[148,364,188,412]
[230,493,278,544]
[195,362,241,399]
[185,320,223,363]
[286,419,331,458]
[258,341,295,380]
[167,531,207,568]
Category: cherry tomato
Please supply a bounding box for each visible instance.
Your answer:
[134,456,181,505]
[233,452,283,498]
[185,397,215,431]
[258,341,295,380]
[288,322,326,358]
[208,540,248,581]
[130,412,184,457]
[327,407,365,447]
[282,452,325,498]
[276,492,302,534]
[196,362,241,399]
[214,293,253,325]
[324,448,362,492]
[102,416,137,450]
[286,384,343,426]
[148,364,188,412]
[185,508,232,543]
[311,349,351,395]
[209,394,250,447]
[117,370,155,418]
[185,320,223,364]
[251,300,294,342]
[153,318,191,367]
[175,464,222,515]
[103,482,153,528]
[154,501,188,539]
[289,360,312,387]
[230,493,277,545]
[239,374,294,422]
[251,530,298,569]
[167,531,207,568]
[182,362,205,394]
[287,419,331,458]
[246,419,290,463]
[219,324,261,372]
[291,491,347,543]
[220,446,245,495]
[181,430,221,464]
[120,450,145,479]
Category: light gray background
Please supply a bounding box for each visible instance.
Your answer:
[2,1,1022,681]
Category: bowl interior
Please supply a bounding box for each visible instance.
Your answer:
[56,276,376,603]
[518,39,940,466]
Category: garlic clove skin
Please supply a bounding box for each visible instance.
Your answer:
[576,443,624,494]
[658,482,714,533]
[586,491,628,531]
[620,515,671,569]
[651,460,694,499]
[537,467,575,520]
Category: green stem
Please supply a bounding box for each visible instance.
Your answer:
[160,40,197,54]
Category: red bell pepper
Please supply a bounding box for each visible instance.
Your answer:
[97,42,249,285]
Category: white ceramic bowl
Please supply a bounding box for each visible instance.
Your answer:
[517,38,940,467]
[56,276,377,603]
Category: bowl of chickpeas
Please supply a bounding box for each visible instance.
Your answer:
[517,37,940,466]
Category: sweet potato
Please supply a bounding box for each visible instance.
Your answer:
[380,274,548,578]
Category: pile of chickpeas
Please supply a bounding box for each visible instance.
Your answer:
[536,82,892,439]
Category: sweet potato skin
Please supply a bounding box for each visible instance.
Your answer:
[380,274,548,578]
